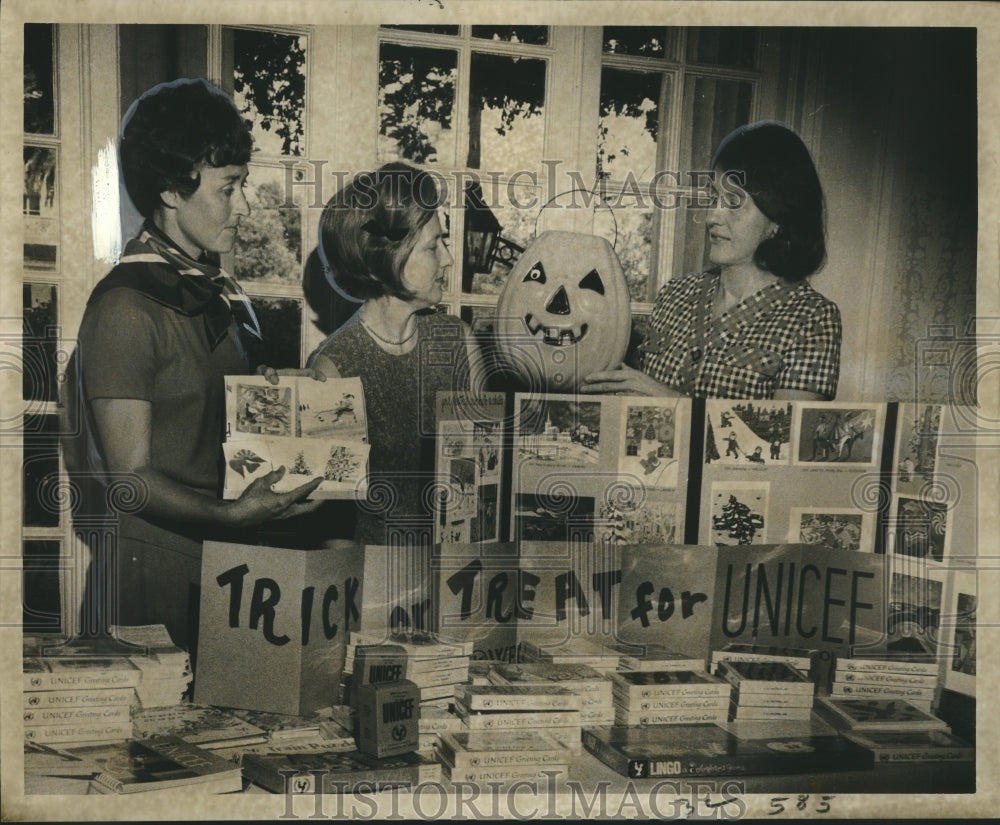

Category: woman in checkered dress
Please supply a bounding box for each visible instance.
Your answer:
[582,122,841,400]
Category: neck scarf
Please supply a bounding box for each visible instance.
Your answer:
[139,222,262,345]
[87,226,263,351]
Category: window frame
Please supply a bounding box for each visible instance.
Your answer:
[19,24,119,635]
[194,24,788,354]
[369,26,782,322]
[210,23,315,368]
[596,28,766,311]
[374,24,559,323]
[20,23,64,632]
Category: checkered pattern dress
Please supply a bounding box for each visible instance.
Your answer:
[639,270,841,399]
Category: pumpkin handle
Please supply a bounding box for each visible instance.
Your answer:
[533,188,619,251]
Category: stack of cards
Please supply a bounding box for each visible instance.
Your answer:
[610,670,731,726]
[222,375,370,499]
[715,660,816,722]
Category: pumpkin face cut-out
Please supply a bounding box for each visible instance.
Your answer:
[495,231,631,392]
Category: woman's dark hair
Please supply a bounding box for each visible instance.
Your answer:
[119,78,253,218]
[711,121,826,281]
[318,162,442,301]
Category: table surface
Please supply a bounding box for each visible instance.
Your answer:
[22,741,975,797]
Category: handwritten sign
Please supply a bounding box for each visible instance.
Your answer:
[617,544,718,658]
[195,540,363,715]
[437,542,520,663]
[616,544,884,654]
[359,543,519,663]
[513,539,623,649]
[711,544,883,650]
[347,542,885,672]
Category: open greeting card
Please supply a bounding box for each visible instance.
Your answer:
[222,375,370,500]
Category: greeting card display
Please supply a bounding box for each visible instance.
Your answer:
[434,391,507,544]
[942,571,976,697]
[699,401,886,549]
[222,375,369,499]
[511,393,690,546]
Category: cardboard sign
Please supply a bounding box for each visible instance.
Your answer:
[353,541,885,670]
[195,541,364,716]
[615,544,885,657]
[711,544,884,650]
[359,543,519,664]
[616,544,718,658]
[435,542,520,664]
[514,539,622,650]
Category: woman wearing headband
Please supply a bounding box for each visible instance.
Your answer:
[308,163,484,543]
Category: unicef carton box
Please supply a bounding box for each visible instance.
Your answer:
[354,679,420,759]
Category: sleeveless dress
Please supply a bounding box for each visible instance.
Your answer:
[309,311,471,544]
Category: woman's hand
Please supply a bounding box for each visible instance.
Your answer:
[256,365,327,385]
[90,398,323,528]
[225,467,324,527]
[578,364,683,397]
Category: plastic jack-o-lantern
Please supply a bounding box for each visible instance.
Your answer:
[495,230,631,392]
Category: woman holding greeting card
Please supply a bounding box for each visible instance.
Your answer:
[65,79,320,651]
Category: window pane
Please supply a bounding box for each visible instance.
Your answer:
[246,297,303,370]
[23,147,56,216]
[24,145,58,270]
[378,43,458,165]
[382,24,459,36]
[234,165,303,282]
[598,68,664,182]
[467,53,545,171]
[23,540,62,633]
[600,198,655,300]
[675,75,754,276]
[471,26,549,46]
[462,305,499,337]
[24,24,55,135]
[231,28,307,156]
[602,26,667,57]
[687,27,758,70]
[23,414,60,528]
[23,283,59,403]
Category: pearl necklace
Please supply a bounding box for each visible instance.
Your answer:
[360,317,417,347]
